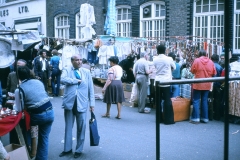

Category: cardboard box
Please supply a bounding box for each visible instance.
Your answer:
[4,144,28,160]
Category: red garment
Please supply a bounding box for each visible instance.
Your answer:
[221,69,225,76]
[0,112,22,136]
[191,56,216,90]
[24,110,30,131]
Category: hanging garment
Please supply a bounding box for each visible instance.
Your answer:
[80,3,96,38]
[104,0,116,35]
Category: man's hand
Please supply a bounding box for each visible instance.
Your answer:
[90,106,94,112]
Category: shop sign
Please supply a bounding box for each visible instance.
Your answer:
[19,6,29,14]
[0,10,9,17]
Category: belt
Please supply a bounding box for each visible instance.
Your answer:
[28,101,52,114]
[30,106,52,114]
[137,73,147,76]
[172,78,181,80]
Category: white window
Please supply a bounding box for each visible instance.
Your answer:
[0,0,5,4]
[140,2,165,40]
[116,6,132,37]
[193,0,224,44]
[54,15,70,39]
[234,0,240,52]
[76,12,84,39]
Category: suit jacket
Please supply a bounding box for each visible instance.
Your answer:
[7,72,18,93]
[34,56,50,78]
[61,66,95,112]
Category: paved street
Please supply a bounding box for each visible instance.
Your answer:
[2,96,240,160]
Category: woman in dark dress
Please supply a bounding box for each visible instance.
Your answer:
[102,56,125,119]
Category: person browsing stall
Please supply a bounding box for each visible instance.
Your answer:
[59,54,95,158]
[101,56,125,119]
[153,44,176,125]
[14,66,54,160]
[133,52,152,113]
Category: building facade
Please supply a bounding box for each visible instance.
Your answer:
[45,0,239,55]
[0,0,46,35]
[0,0,239,55]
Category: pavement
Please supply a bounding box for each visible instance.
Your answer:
[1,96,240,160]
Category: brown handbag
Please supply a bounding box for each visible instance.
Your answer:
[171,97,191,122]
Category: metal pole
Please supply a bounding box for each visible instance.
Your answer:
[224,0,233,159]
[155,81,160,160]
[157,76,240,85]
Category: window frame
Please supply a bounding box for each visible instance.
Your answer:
[193,0,224,45]
[140,1,165,40]
[116,5,132,37]
[75,12,84,39]
[234,0,240,53]
[54,14,70,39]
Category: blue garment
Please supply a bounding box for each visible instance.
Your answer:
[191,89,209,123]
[50,55,60,69]
[31,109,54,160]
[171,84,180,98]
[74,70,81,79]
[172,62,181,79]
[104,0,116,35]
[51,69,61,96]
[87,51,97,64]
[213,62,223,87]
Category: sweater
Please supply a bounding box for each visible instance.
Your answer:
[19,79,50,109]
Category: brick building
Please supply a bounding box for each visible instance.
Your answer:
[0,0,239,55]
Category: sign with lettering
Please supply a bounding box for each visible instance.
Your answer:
[0,10,9,17]
[19,6,29,14]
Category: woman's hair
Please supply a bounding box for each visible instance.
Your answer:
[17,66,30,81]
[108,56,119,64]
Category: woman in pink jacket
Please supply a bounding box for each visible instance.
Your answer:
[190,49,216,124]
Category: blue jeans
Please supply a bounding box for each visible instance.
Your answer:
[171,84,180,98]
[191,89,209,122]
[51,69,61,96]
[30,109,54,160]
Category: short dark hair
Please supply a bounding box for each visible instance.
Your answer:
[38,49,47,55]
[198,49,207,57]
[156,44,166,54]
[17,66,30,81]
[108,56,119,64]
[211,54,219,62]
[168,52,176,60]
[82,58,88,64]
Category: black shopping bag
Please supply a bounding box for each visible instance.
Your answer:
[89,111,100,146]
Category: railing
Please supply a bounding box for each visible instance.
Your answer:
[155,76,240,160]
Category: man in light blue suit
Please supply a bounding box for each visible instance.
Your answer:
[59,54,95,159]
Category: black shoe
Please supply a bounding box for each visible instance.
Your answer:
[200,120,207,123]
[74,152,82,158]
[59,149,72,157]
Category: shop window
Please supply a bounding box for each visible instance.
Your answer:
[75,12,84,39]
[140,2,165,40]
[116,6,132,37]
[54,14,70,39]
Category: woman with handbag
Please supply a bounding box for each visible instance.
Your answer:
[102,56,125,119]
